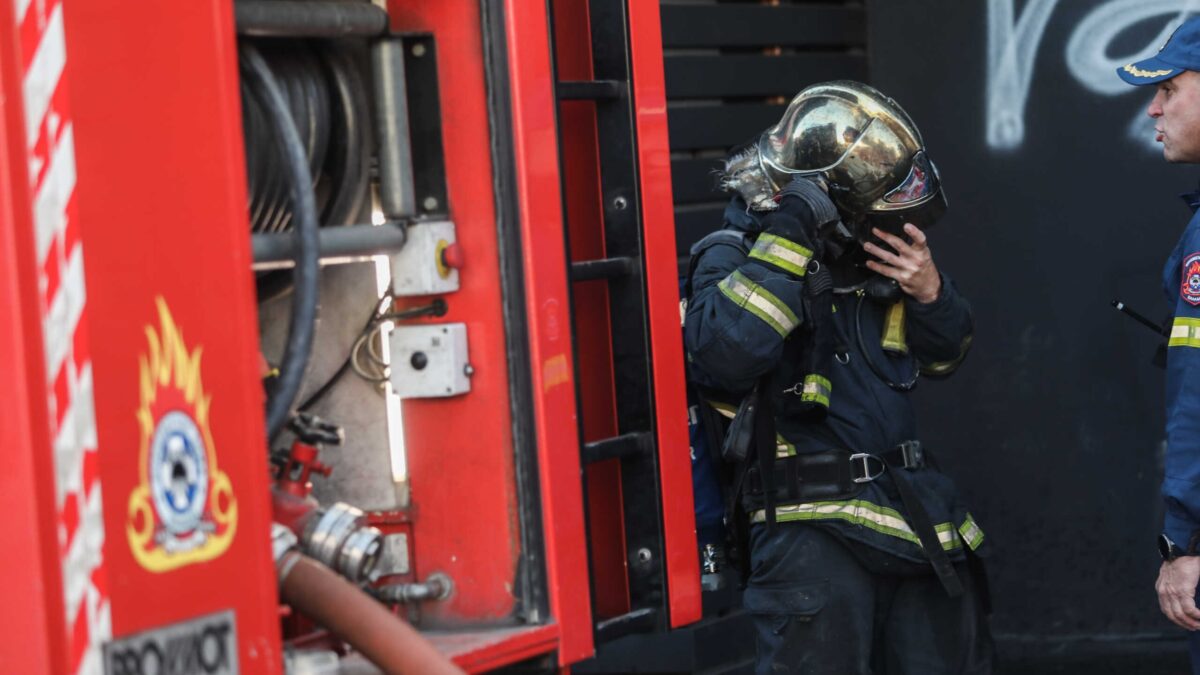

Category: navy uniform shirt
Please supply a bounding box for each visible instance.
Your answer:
[1160,187,1200,549]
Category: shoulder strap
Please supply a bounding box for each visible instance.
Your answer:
[684,229,754,300]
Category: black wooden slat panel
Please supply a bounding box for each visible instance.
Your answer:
[670,158,726,204]
[665,54,867,99]
[668,103,784,151]
[674,204,728,257]
[661,5,865,48]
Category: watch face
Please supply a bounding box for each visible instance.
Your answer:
[1160,534,1176,561]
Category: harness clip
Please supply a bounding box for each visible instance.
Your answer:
[850,453,886,483]
[898,440,924,469]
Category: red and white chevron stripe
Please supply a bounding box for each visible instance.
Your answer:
[15,0,110,672]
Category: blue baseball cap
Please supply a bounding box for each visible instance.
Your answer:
[1117,17,1200,86]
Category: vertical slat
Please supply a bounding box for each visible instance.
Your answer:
[498,0,596,663]
[0,0,70,669]
[628,0,701,629]
[586,0,667,627]
[659,1,870,253]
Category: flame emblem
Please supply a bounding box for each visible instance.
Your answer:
[126,297,237,572]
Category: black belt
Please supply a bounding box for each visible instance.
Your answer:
[745,440,963,598]
[745,441,927,499]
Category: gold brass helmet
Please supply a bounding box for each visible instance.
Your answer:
[756,80,946,239]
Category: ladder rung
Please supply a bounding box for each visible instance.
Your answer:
[570,257,635,282]
[557,79,625,100]
[582,432,650,465]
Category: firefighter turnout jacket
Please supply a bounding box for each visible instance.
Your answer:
[683,195,987,565]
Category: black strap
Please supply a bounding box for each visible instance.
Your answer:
[887,463,963,598]
[746,442,923,500]
[881,440,924,469]
[746,450,860,501]
[691,383,733,478]
[755,378,777,529]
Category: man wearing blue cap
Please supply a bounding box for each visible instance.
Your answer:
[1118,16,1200,666]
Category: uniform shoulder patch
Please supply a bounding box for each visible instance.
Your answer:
[1183,252,1200,306]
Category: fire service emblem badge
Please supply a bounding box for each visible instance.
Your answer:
[126,298,237,572]
[1183,253,1200,306]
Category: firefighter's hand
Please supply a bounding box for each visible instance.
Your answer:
[765,176,839,252]
[862,224,942,304]
[1157,557,1200,630]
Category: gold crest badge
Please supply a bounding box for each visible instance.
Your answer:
[126,298,237,572]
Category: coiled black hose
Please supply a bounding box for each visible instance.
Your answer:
[240,43,321,440]
[320,46,371,228]
[241,41,371,301]
[242,42,369,233]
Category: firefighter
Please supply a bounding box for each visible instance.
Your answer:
[683,81,993,674]
[1116,18,1200,672]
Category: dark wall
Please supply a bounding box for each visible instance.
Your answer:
[660,1,868,264]
[868,0,1193,654]
[660,0,1199,662]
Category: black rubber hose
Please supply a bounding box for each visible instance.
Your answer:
[854,292,919,392]
[319,44,370,227]
[240,43,321,440]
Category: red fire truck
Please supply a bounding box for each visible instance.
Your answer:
[2,0,721,672]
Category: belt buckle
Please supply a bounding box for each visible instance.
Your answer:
[898,440,923,469]
[850,453,885,483]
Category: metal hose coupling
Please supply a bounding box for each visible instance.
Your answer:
[272,522,302,587]
[375,572,454,604]
[301,502,384,584]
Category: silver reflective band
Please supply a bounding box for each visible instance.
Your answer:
[958,516,985,549]
[719,270,799,336]
[1170,317,1200,348]
[749,233,812,277]
[752,500,985,552]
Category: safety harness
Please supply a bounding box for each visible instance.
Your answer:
[684,228,966,598]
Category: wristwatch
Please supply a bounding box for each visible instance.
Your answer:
[1159,533,1190,561]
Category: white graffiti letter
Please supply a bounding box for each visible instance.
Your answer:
[1066,0,1196,152]
[987,0,1060,150]
[1066,0,1195,96]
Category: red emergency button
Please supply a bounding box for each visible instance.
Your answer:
[436,240,463,278]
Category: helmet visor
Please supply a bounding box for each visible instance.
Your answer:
[883,151,937,206]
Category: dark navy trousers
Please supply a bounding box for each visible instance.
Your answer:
[745,523,994,674]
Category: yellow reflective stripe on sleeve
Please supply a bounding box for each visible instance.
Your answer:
[751,500,984,552]
[800,374,831,407]
[958,513,985,550]
[748,233,813,277]
[1170,317,1200,348]
[718,270,800,337]
[920,334,974,377]
[881,301,909,354]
